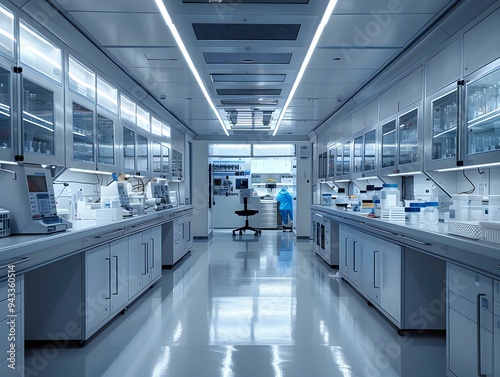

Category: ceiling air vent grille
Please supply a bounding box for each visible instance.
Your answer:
[193,23,300,41]
[204,53,292,65]
[217,89,281,96]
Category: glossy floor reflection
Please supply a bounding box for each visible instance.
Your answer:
[25,230,446,377]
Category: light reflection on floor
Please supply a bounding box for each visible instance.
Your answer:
[24,229,446,377]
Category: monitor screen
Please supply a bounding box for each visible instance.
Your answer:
[213,178,222,186]
[236,178,248,189]
[27,174,48,193]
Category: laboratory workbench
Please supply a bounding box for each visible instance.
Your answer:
[311,205,500,377]
[0,205,193,281]
[311,205,500,279]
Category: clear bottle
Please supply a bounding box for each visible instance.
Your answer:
[405,207,420,226]
[423,202,439,225]
[380,184,400,209]
[335,187,347,205]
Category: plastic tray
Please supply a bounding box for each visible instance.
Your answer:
[479,221,500,244]
[447,221,482,240]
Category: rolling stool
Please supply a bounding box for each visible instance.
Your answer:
[233,189,261,237]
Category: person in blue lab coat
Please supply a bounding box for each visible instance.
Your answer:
[276,186,293,230]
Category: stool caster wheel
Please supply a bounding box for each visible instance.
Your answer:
[239,230,243,235]
[254,232,259,236]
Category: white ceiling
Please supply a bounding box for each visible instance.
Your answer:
[48,0,457,138]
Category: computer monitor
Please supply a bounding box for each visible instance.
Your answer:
[235,178,248,189]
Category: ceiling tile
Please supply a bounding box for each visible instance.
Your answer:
[69,12,174,46]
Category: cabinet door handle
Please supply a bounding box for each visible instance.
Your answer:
[373,251,380,288]
[150,238,155,269]
[476,293,487,377]
[397,234,431,246]
[105,258,112,300]
[344,238,349,267]
[353,241,357,272]
[113,256,119,295]
[94,229,124,239]
[365,225,394,236]
[143,243,148,275]
[0,257,30,269]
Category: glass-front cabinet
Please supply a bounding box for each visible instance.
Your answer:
[352,134,363,178]
[136,131,149,175]
[0,5,14,162]
[0,60,12,161]
[152,140,170,178]
[464,60,500,166]
[335,143,343,180]
[96,78,118,172]
[379,118,396,175]
[19,22,64,166]
[342,141,351,178]
[97,112,117,171]
[424,84,459,170]
[352,128,377,179]
[65,56,97,169]
[327,146,335,180]
[122,124,136,173]
[364,129,377,176]
[398,107,420,171]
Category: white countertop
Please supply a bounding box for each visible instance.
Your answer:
[311,205,500,278]
[0,205,193,278]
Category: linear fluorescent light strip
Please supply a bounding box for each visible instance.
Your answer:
[273,0,338,136]
[155,0,228,136]
[436,161,500,172]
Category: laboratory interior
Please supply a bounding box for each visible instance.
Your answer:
[0,0,499,376]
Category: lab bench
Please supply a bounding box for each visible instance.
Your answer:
[311,205,500,377]
[0,205,193,374]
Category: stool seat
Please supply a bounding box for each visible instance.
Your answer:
[235,209,259,216]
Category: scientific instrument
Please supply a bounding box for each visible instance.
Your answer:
[0,164,72,234]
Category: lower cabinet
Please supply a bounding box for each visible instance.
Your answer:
[0,275,23,377]
[162,213,193,267]
[25,225,164,344]
[128,226,162,301]
[339,224,362,287]
[362,233,401,323]
[447,263,495,377]
[339,223,445,331]
[85,238,129,338]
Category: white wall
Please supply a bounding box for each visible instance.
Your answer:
[192,140,212,239]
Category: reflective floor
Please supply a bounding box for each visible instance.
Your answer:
[25,230,446,377]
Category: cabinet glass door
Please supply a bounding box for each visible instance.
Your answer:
[97,113,115,167]
[328,147,335,179]
[342,141,350,176]
[335,144,342,180]
[22,78,54,156]
[364,129,376,174]
[466,66,500,158]
[123,126,135,171]
[0,66,11,150]
[398,108,418,165]
[431,91,458,161]
[353,135,363,174]
[161,144,170,176]
[136,133,149,173]
[152,141,161,175]
[72,102,94,162]
[381,119,396,169]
